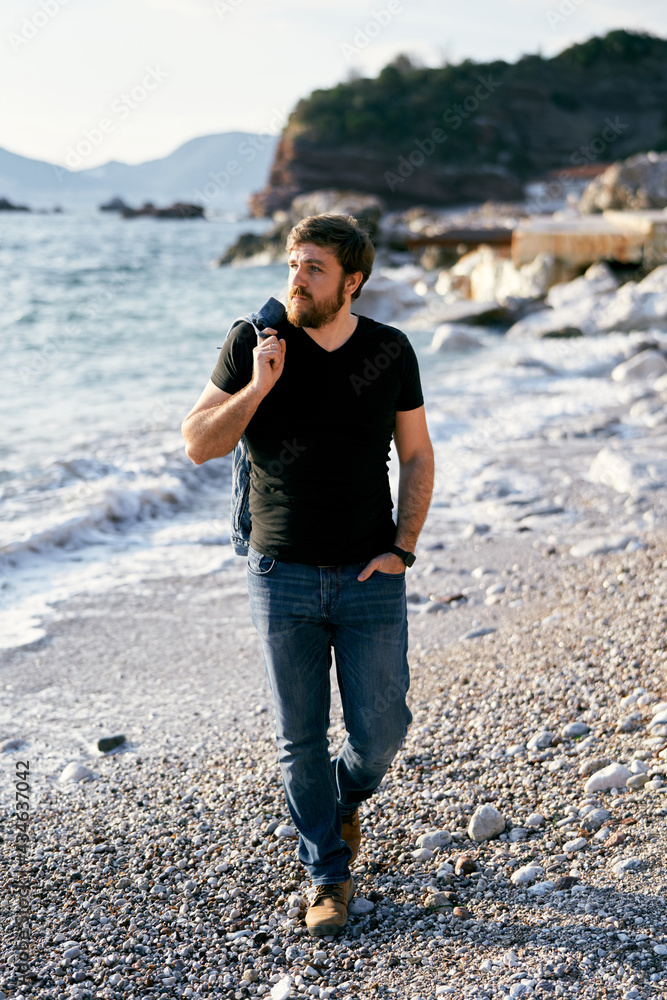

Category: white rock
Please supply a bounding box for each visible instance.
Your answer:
[431,324,483,352]
[273,825,297,840]
[626,773,650,790]
[570,533,636,558]
[59,762,93,783]
[630,759,650,774]
[527,731,553,750]
[584,763,633,793]
[348,897,374,915]
[416,830,452,850]
[562,721,590,738]
[355,272,422,326]
[653,943,667,956]
[511,864,544,886]
[270,976,293,1000]
[436,862,454,877]
[502,949,520,967]
[468,804,505,842]
[63,945,81,960]
[612,857,641,874]
[649,710,667,727]
[563,837,588,853]
[525,812,545,828]
[506,743,526,757]
[589,441,667,494]
[509,828,527,843]
[612,349,667,383]
[411,847,434,861]
[527,880,555,897]
[546,262,618,310]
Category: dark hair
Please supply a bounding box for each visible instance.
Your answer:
[286,214,375,300]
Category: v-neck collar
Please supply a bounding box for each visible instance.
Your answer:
[298,314,362,355]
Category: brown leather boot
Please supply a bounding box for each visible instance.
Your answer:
[305,877,355,937]
[341,811,362,863]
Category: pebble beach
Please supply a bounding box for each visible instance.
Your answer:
[3,525,667,1000]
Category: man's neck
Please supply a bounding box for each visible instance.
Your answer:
[303,308,359,353]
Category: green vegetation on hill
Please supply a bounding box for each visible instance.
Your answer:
[287,30,667,172]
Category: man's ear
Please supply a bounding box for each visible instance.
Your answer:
[346,271,363,297]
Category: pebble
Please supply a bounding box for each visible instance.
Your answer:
[270,977,292,1000]
[627,773,650,790]
[0,737,25,752]
[348,897,374,915]
[562,721,590,738]
[612,857,642,874]
[527,880,555,897]
[562,837,587,853]
[510,864,544,885]
[273,824,297,839]
[59,762,93,783]
[411,847,434,861]
[580,807,610,830]
[468,804,506,841]
[579,756,611,776]
[526,730,553,750]
[584,762,633,792]
[525,812,545,827]
[416,829,452,850]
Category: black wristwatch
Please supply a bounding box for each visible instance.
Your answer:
[391,545,416,567]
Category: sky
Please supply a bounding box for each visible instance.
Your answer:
[2,0,666,170]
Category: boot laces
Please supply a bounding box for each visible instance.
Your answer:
[312,882,347,906]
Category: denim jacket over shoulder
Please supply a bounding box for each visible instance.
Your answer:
[227,299,286,556]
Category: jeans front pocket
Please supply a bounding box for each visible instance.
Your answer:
[247,546,277,576]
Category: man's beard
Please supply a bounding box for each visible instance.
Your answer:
[286,274,347,329]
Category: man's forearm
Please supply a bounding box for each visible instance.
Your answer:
[182,383,265,464]
[395,451,435,552]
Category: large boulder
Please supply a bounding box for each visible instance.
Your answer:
[579,151,667,213]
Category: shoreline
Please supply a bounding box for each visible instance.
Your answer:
[2,529,667,999]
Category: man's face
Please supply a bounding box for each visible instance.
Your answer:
[286,242,354,329]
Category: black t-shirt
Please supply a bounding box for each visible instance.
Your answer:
[211,313,424,565]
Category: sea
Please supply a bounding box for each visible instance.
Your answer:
[1,210,661,650]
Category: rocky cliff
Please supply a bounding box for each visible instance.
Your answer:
[251,31,667,216]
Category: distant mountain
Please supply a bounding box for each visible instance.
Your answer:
[0,132,279,212]
[251,29,667,213]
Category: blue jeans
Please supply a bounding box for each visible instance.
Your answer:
[247,547,412,885]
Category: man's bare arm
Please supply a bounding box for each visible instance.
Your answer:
[357,405,434,580]
[181,332,285,465]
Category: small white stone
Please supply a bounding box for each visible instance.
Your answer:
[584,763,633,793]
[502,949,520,967]
[59,762,93,783]
[626,773,650,790]
[416,830,452,850]
[509,828,527,842]
[270,976,293,1000]
[304,964,320,978]
[273,825,297,840]
[527,731,553,750]
[511,864,544,886]
[562,721,590,739]
[527,881,555,897]
[468,804,505,842]
[525,812,545,828]
[63,946,80,960]
[645,778,663,790]
[653,943,667,956]
[563,837,588,853]
[348,897,374,915]
[630,759,650,774]
[612,857,641,874]
[411,847,434,861]
[506,743,526,757]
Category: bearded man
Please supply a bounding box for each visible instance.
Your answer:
[182,214,434,936]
